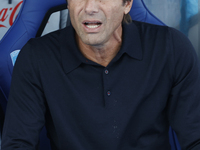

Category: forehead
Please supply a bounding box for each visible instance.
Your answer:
[67,0,124,4]
[67,0,126,12]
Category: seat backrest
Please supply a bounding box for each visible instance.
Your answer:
[0,0,67,112]
[0,0,180,149]
[130,0,165,25]
[0,0,67,149]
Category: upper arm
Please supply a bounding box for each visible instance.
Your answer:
[2,40,46,149]
[167,28,200,149]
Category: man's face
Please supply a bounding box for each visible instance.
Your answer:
[67,0,132,47]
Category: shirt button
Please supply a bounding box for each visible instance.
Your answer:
[105,69,109,74]
[107,91,111,96]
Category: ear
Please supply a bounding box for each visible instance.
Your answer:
[124,0,133,14]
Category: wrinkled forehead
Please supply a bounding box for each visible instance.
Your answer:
[66,0,125,4]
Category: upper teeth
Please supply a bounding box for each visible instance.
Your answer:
[86,24,100,28]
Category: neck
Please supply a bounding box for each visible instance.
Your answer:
[76,27,123,67]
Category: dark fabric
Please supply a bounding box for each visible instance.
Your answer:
[2,21,200,150]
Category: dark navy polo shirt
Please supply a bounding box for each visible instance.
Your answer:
[2,21,200,150]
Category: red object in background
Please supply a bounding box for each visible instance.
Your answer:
[0,1,23,28]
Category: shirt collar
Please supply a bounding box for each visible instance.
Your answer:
[60,21,143,74]
[60,25,84,74]
[119,21,143,60]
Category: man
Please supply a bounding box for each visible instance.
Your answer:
[2,0,200,149]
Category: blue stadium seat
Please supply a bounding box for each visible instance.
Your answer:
[0,1,67,149]
[130,0,165,25]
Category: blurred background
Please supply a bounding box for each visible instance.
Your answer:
[143,0,200,59]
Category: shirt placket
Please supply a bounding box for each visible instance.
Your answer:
[103,67,112,107]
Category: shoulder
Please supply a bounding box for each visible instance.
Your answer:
[132,20,169,33]
[25,24,74,50]
[132,20,194,53]
[131,20,198,73]
[134,21,199,80]
[132,20,191,43]
[27,28,64,51]
[131,20,189,41]
[20,25,74,60]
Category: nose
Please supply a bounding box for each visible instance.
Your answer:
[85,0,99,15]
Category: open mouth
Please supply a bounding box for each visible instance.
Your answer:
[83,21,102,29]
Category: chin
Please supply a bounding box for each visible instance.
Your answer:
[82,39,103,47]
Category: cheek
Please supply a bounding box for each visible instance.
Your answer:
[68,8,81,29]
[69,11,75,26]
[69,12,81,36]
[107,5,124,21]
